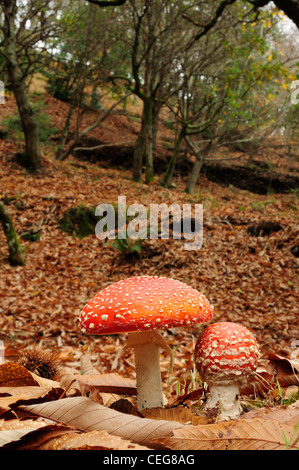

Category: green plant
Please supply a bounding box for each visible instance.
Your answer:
[282,420,299,450]
[45,72,73,102]
[2,97,58,143]
[20,228,41,242]
[276,379,299,406]
[33,100,59,142]
[2,114,24,140]
[251,201,266,212]
[108,237,145,256]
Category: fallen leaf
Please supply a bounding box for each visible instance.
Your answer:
[0,420,76,450]
[30,372,62,389]
[242,401,299,427]
[76,372,137,395]
[142,405,213,425]
[56,367,82,396]
[154,416,299,450]
[266,353,299,386]
[0,419,50,448]
[19,396,182,448]
[0,363,38,387]
[42,429,150,450]
[80,353,99,375]
[109,398,143,417]
[0,386,64,417]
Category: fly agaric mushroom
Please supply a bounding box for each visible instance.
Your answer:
[194,322,259,421]
[79,276,213,410]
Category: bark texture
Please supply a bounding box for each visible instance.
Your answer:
[0,202,25,266]
[1,0,40,170]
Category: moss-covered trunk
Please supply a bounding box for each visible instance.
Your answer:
[0,202,24,266]
[133,97,154,183]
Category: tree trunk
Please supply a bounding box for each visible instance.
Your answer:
[1,0,40,171]
[185,139,213,195]
[151,100,162,156]
[163,127,186,187]
[133,97,154,183]
[56,102,76,160]
[0,202,25,266]
[185,152,204,195]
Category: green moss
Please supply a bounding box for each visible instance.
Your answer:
[0,202,25,266]
[59,205,98,239]
[2,96,58,143]
[20,228,41,242]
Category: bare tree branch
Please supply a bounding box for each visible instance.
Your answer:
[74,140,135,151]
[189,0,299,44]
[86,0,127,7]
[193,0,238,41]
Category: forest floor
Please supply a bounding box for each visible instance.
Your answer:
[0,89,298,398]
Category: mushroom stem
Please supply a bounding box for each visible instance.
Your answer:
[134,340,164,410]
[204,382,242,421]
[126,330,169,410]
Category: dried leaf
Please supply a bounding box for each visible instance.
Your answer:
[0,363,38,387]
[19,396,182,448]
[243,401,299,427]
[0,421,76,450]
[142,405,213,425]
[80,353,99,375]
[43,430,150,450]
[76,373,137,395]
[56,367,82,396]
[30,372,62,389]
[4,388,65,423]
[33,431,79,450]
[266,353,299,386]
[109,398,143,417]
[283,385,299,401]
[0,419,49,448]
[0,386,55,399]
[240,369,273,395]
[0,386,64,417]
[155,416,299,450]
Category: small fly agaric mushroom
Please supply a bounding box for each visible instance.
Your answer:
[194,322,259,421]
[80,276,213,411]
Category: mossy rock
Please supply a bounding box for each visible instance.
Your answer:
[59,205,98,239]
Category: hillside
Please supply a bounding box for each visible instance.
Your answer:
[0,90,298,387]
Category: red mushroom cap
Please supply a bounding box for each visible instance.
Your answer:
[80,276,213,335]
[194,322,259,384]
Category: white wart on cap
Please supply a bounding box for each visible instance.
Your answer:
[80,275,213,335]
